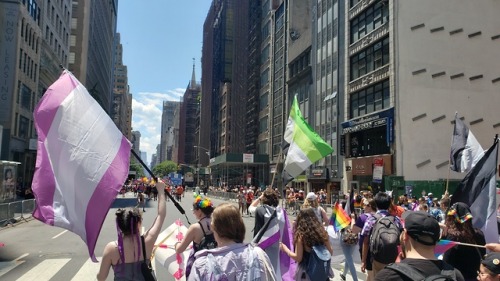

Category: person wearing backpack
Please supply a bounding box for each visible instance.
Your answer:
[375,211,464,281]
[361,192,403,277]
[174,196,216,278]
[279,208,333,281]
[188,203,277,281]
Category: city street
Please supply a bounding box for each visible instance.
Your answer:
[0,191,364,280]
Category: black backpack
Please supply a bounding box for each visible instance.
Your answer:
[386,262,457,281]
[369,214,401,264]
[198,221,217,250]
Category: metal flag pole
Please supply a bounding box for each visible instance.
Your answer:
[130,149,191,225]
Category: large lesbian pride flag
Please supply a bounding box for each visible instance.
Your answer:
[32,71,131,262]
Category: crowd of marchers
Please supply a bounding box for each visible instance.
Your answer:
[96,181,500,281]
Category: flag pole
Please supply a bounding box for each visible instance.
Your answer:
[445,113,458,197]
[270,149,283,188]
[130,149,191,225]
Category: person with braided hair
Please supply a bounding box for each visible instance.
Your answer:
[97,180,166,281]
[175,195,215,278]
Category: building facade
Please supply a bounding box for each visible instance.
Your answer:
[0,0,45,194]
[112,32,132,140]
[342,0,500,196]
[68,0,118,114]
[160,100,180,163]
[177,72,200,165]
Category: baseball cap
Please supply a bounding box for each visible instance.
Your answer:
[403,211,440,246]
[482,252,500,274]
[306,192,317,201]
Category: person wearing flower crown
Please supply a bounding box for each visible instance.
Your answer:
[175,195,215,278]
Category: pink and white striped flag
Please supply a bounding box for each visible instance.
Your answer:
[32,70,131,262]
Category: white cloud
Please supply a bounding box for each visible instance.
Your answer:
[132,89,185,164]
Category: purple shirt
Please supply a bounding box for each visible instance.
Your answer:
[361,210,403,237]
[355,212,372,248]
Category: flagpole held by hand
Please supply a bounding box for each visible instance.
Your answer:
[130,149,191,225]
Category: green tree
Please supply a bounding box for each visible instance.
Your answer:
[152,160,178,177]
[129,159,145,178]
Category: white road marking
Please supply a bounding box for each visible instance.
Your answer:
[52,230,68,239]
[16,258,71,281]
[0,261,24,279]
[15,253,29,261]
[71,257,101,281]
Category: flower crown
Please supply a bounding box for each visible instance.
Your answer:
[194,196,213,209]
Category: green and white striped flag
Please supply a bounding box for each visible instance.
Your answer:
[282,96,333,185]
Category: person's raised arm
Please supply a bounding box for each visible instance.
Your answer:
[175,224,197,254]
[144,180,166,245]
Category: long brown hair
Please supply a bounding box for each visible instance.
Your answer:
[294,208,329,248]
[444,214,476,244]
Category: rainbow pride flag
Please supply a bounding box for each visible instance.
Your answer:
[330,202,351,232]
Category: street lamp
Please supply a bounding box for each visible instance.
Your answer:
[193,145,210,157]
[194,146,210,186]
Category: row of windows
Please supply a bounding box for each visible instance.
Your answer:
[22,0,41,24]
[18,49,38,83]
[44,27,67,63]
[350,79,390,118]
[289,50,311,78]
[20,19,39,54]
[350,1,389,43]
[350,36,389,80]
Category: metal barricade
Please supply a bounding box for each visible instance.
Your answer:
[22,199,36,220]
[0,198,36,227]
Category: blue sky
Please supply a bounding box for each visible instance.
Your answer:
[117,1,212,163]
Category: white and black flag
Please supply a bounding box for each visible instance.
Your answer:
[451,137,499,243]
[450,113,484,173]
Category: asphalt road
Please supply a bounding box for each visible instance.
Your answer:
[0,191,365,280]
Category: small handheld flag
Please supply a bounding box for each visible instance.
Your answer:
[330,202,351,232]
[434,239,459,257]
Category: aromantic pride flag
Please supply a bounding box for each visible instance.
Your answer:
[451,137,499,243]
[330,202,351,232]
[282,96,333,185]
[450,112,484,173]
[32,70,131,262]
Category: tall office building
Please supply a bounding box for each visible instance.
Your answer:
[131,131,141,157]
[178,65,201,165]
[200,0,251,158]
[0,0,44,189]
[112,32,132,140]
[307,0,345,195]
[244,0,262,155]
[160,101,180,163]
[342,0,500,193]
[68,0,118,114]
